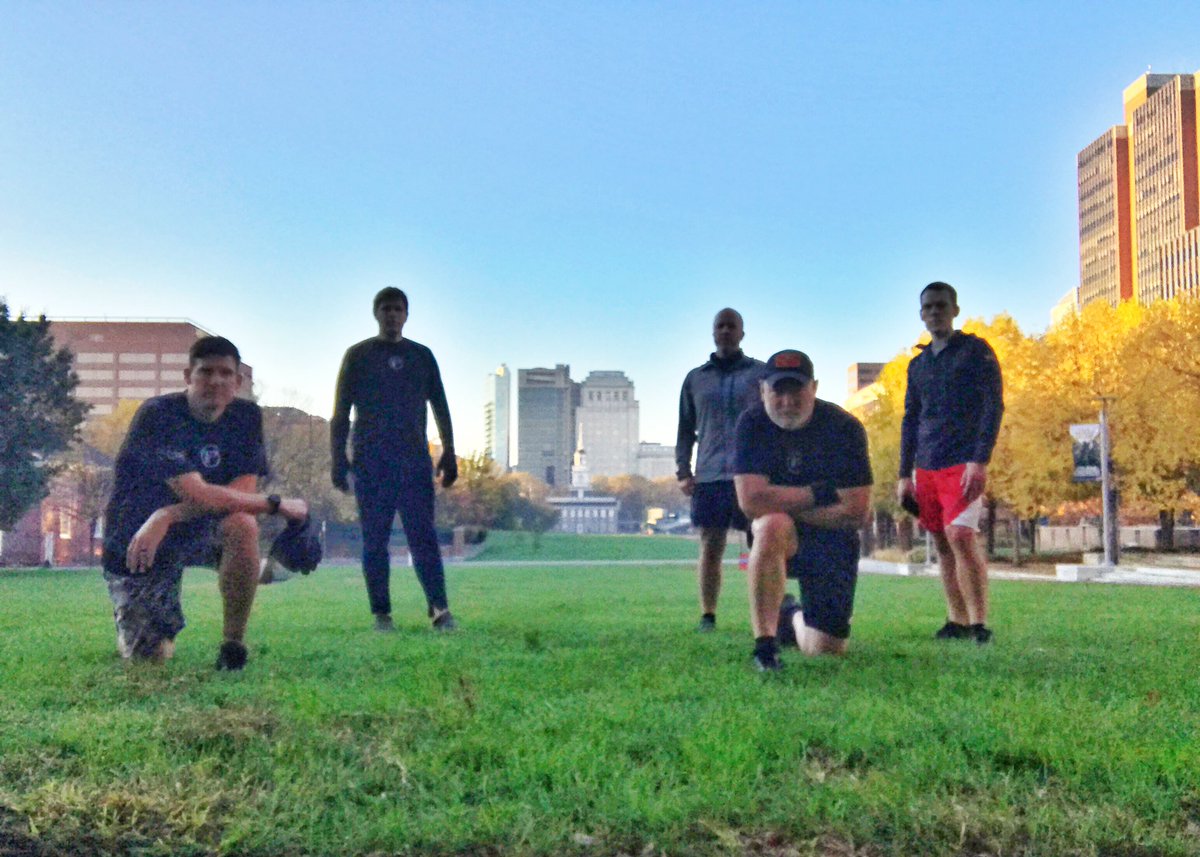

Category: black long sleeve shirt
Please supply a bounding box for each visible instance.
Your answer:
[331,337,454,472]
[898,331,1004,476]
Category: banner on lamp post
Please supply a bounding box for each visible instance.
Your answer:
[1070,424,1102,483]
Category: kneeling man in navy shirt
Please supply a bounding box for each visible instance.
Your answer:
[102,336,309,670]
[734,350,872,671]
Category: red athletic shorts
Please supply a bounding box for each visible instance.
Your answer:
[914,464,983,533]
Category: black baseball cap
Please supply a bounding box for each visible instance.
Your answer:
[763,350,814,388]
[270,515,323,574]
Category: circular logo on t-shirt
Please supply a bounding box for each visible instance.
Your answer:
[786,449,804,476]
[388,355,406,371]
[199,444,222,469]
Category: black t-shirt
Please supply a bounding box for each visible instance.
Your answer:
[103,394,268,557]
[733,399,872,546]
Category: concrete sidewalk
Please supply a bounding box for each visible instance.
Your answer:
[458,556,1200,587]
[860,557,1200,588]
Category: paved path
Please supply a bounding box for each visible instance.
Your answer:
[453,557,1200,587]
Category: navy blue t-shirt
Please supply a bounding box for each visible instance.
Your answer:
[733,399,872,547]
[103,394,268,566]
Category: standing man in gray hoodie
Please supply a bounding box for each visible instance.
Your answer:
[676,308,764,632]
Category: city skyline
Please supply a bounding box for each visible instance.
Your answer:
[4,4,1198,454]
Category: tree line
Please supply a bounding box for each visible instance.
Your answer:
[862,297,1200,551]
[8,297,1200,555]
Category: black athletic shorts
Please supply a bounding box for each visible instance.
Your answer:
[787,531,859,640]
[690,480,750,532]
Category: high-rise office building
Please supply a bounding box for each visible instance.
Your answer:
[575,370,639,478]
[1078,73,1200,308]
[483,364,511,471]
[516,365,578,488]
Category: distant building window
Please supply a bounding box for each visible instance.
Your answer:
[118,387,157,398]
[119,370,157,381]
[88,334,104,342]
[77,353,114,364]
[76,369,114,381]
[159,370,183,381]
[119,353,156,364]
[161,353,189,365]
[76,386,114,398]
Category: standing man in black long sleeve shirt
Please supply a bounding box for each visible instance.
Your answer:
[897,282,1004,644]
[331,287,459,632]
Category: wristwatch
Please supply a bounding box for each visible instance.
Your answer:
[266,494,282,515]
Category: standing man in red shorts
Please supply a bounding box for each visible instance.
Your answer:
[897,282,1004,644]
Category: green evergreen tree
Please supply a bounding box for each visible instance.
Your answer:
[0,303,89,529]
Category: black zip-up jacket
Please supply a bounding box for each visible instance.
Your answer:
[898,331,1004,476]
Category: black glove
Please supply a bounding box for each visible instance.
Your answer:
[438,450,458,488]
[331,459,350,492]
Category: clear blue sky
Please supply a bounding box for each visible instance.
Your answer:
[3,3,1197,456]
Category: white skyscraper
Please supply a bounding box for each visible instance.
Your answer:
[484,364,512,471]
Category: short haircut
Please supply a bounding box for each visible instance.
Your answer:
[920,281,958,306]
[714,307,744,326]
[373,287,409,312]
[189,336,241,367]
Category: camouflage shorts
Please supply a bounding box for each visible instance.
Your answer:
[104,567,187,658]
[102,521,222,657]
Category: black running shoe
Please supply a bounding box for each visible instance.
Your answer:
[697,614,716,633]
[432,611,458,632]
[934,620,971,640]
[215,640,248,671]
[373,613,396,633]
[776,594,800,647]
[971,624,993,645]
[753,648,783,672]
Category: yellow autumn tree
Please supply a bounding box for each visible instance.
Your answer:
[964,315,1066,527]
[859,348,918,515]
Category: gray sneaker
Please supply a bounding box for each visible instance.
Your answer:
[432,611,458,632]
[373,614,396,632]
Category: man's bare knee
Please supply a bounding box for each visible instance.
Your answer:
[798,629,847,657]
[944,525,979,552]
[220,512,259,544]
[699,527,728,550]
[751,514,797,551]
[122,638,175,663]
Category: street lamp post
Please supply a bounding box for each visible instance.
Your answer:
[1097,397,1118,566]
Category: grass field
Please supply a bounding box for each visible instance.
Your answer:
[2,561,1199,856]
[470,531,741,562]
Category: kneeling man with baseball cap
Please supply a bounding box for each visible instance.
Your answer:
[733,350,872,671]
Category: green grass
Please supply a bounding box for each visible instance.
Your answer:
[2,563,1199,856]
[471,530,744,562]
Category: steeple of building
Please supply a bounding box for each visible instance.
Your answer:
[570,423,590,497]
